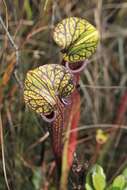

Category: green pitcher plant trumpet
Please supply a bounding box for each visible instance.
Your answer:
[24,64,75,160]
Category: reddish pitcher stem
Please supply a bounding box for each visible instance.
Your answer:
[67,90,80,167]
[114,90,127,125]
[61,60,82,168]
[49,100,64,174]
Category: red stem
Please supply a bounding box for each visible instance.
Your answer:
[114,90,127,125]
[50,100,64,173]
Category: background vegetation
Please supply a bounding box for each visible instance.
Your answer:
[0,0,127,189]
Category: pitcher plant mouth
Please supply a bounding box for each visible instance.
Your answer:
[41,111,57,123]
[65,60,89,73]
[61,96,72,106]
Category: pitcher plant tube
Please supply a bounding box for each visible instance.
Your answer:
[24,64,75,167]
